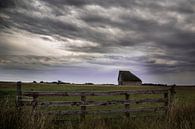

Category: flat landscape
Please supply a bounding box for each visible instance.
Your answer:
[0,82,194,129]
[1,0,195,129]
[1,82,195,103]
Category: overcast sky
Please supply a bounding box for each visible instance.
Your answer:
[0,0,195,84]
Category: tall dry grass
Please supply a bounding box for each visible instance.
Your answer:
[0,97,53,129]
[0,98,194,129]
[167,99,194,129]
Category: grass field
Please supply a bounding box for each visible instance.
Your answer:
[0,83,195,129]
[1,83,195,103]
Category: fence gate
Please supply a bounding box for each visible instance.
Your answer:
[16,82,175,119]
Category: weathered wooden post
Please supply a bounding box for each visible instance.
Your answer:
[32,93,38,113]
[170,85,176,106]
[80,95,86,121]
[164,92,169,114]
[31,92,38,124]
[125,93,130,118]
[16,81,22,109]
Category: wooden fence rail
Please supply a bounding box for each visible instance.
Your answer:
[16,82,175,119]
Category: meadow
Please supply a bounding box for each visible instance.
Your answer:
[0,82,195,129]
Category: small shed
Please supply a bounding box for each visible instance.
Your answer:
[118,70,142,85]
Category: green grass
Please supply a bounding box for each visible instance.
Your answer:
[1,83,195,103]
[0,83,194,110]
[0,98,194,129]
[0,83,195,129]
[0,83,167,109]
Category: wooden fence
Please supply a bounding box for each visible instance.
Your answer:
[16,82,175,119]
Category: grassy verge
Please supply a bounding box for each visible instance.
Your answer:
[0,84,195,129]
[0,97,194,129]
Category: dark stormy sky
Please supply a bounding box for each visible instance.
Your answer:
[0,0,195,84]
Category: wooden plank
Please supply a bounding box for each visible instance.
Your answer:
[48,106,166,115]
[36,98,167,107]
[38,101,85,106]
[21,99,33,102]
[22,96,33,99]
[20,96,33,102]
[23,89,169,97]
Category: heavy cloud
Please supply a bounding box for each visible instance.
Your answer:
[0,0,195,84]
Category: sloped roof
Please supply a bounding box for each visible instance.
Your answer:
[118,71,142,82]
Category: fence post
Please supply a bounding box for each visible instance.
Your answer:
[16,81,22,109]
[32,94,38,113]
[170,85,176,105]
[164,92,168,114]
[80,95,86,121]
[31,93,38,124]
[125,93,130,118]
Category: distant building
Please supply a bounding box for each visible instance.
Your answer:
[118,70,142,85]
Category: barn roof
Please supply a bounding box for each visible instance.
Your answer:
[118,71,142,82]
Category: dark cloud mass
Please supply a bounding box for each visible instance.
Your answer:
[0,0,15,8]
[0,0,195,84]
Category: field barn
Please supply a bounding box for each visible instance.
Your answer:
[118,71,142,86]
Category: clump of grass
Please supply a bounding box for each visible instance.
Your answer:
[0,97,54,129]
[167,99,195,129]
